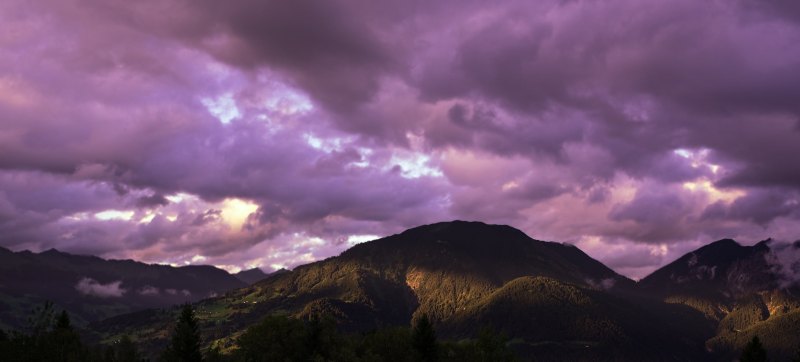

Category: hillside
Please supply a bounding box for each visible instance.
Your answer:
[0,247,245,329]
[90,221,710,360]
[23,222,794,360]
[639,239,800,361]
[441,276,710,361]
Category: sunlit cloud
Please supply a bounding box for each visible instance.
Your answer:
[682,180,745,204]
[220,198,259,231]
[202,93,241,124]
[346,234,380,246]
[94,210,135,221]
[388,151,443,179]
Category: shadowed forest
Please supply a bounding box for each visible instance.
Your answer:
[0,302,519,362]
[1,302,797,362]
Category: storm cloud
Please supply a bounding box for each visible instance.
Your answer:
[2,0,799,278]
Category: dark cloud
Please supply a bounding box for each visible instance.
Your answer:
[206,0,398,113]
[702,188,800,226]
[2,0,800,278]
[609,187,695,242]
[135,194,169,208]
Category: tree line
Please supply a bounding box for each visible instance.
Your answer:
[0,302,515,362]
[1,302,798,361]
[0,302,142,361]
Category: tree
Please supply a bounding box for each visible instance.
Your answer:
[28,301,55,338]
[161,304,202,362]
[51,310,86,361]
[357,327,413,362]
[236,314,358,362]
[739,336,767,362]
[115,335,142,362]
[0,305,88,362]
[204,345,223,362]
[56,310,72,331]
[236,315,309,362]
[473,327,515,362]
[412,314,438,362]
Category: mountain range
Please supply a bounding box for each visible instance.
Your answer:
[4,221,800,361]
[0,246,269,330]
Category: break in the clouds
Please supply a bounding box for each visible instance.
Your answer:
[2,0,800,279]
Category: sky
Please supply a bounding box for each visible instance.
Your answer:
[1,0,800,279]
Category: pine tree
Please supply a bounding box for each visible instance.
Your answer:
[412,314,438,362]
[116,335,142,362]
[204,344,223,362]
[28,301,55,337]
[739,336,767,362]
[161,303,202,362]
[55,310,72,331]
[474,327,516,362]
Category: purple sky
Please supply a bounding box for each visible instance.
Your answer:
[2,0,800,279]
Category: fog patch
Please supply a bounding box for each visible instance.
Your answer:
[586,278,617,290]
[138,286,160,296]
[765,241,800,288]
[165,288,191,297]
[75,277,126,298]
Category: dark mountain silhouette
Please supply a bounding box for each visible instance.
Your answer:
[640,238,800,361]
[0,247,245,330]
[233,268,270,285]
[640,239,776,303]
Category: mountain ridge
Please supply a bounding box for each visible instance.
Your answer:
[0,246,246,330]
[5,221,799,360]
[87,221,714,360]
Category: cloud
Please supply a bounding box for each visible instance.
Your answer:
[165,288,191,297]
[765,241,800,288]
[75,277,126,298]
[137,286,160,296]
[586,278,617,291]
[2,0,800,279]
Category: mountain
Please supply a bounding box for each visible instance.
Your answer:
[233,268,270,285]
[0,247,246,330]
[18,222,798,360]
[90,221,710,361]
[640,239,800,361]
[640,239,776,301]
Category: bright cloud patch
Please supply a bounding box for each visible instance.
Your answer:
[94,210,135,221]
[202,93,241,124]
[138,286,160,296]
[220,198,259,231]
[346,234,380,246]
[75,278,126,298]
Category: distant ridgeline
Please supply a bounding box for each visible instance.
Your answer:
[3,221,800,361]
[0,246,270,330]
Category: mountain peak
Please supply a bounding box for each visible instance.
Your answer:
[639,237,778,300]
[699,238,741,251]
[336,220,631,292]
[40,247,63,255]
[393,220,533,246]
[234,268,269,285]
